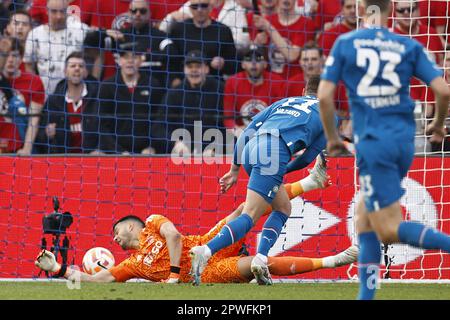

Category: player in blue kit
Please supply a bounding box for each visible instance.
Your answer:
[190,75,335,286]
[318,0,450,300]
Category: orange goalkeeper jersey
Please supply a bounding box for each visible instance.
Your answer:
[109,214,246,283]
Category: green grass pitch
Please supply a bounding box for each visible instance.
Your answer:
[0,282,449,300]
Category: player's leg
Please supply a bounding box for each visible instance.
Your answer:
[357,140,450,299]
[190,191,270,285]
[261,153,331,217]
[236,245,359,281]
[190,134,284,285]
[355,198,381,301]
[361,139,450,254]
[246,134,293,284]
[196,133,287,256]
[225,203,245,223]
[201,256,248,283]
[354,139,399,300]
[368,201,450,253]
[206,189,268,253]
[251,185,291,285]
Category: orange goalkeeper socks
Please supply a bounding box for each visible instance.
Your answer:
[285,182,304,200]
[268,256,323,275]
[262,182,305,217]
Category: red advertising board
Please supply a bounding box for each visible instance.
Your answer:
[0,157,449,280]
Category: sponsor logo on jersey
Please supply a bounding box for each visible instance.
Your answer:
[240,99,267,125]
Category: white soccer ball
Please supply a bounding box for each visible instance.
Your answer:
[82,247,115,275]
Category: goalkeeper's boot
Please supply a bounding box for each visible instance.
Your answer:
[308,152,331,189]
[324,245,359,268]
[251,254,273,285]
[189,245,211,286]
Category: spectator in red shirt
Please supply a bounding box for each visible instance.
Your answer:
[259,0,278,16]
[392,0,444,110]
[417,0,449,45]
[223,46,285,137]
[287,44,350,138]
[285,44,323,97]
[253,0,316,79]
[312,0,342,31]
[244,0,278,43]
[29,0,97,26]
[392,0,444,65]
[2,37,45,155]
[317,0,356,56]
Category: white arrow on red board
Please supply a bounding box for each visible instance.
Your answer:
[257,197,341,256]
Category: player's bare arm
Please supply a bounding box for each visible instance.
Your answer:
[427,77,450,143]
[318,79,347,156]
[159,221,183,283]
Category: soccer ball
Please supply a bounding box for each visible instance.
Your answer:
[82,247,115,275]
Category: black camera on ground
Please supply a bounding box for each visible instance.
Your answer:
[38,197,74,278]
[42,197,73,235]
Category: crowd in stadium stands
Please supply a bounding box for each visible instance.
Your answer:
[0,0,449,155]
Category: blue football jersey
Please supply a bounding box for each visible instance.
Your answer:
[321,26,442,142]
[244,95,329,155]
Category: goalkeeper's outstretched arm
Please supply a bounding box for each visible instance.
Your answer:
[35,250,115,283]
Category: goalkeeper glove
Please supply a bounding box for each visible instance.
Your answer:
[35,250,61,273]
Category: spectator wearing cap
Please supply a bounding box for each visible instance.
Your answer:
[223,46,284,138]
[168,0,238,82]
[155,50,225,155]
[84,0,178,88]
[34,52,100,154]
[97,41,165,154]
[23,0,91,95]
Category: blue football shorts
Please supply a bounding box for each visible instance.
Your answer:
[241,133,291,204]
[356,135,414,213]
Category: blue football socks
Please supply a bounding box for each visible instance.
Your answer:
[257,211,288,257]
[207,213,254,255]
[357,232,381,300]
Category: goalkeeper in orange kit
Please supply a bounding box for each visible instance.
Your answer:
[35,165,358,283]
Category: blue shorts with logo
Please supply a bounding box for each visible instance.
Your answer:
[241,133,291,204]
[356,135,414,213]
